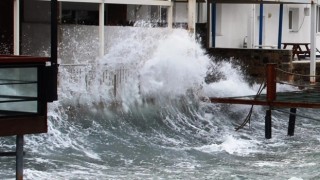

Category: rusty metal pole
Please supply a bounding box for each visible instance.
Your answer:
[265,63,276,139]
[16,135,24,180]
[266,63,277,102]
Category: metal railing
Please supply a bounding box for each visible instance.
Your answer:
[59,64,130,98]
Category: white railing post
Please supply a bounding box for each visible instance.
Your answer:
[310,2,316,84]
[99,2,105,57]
[188,0,196,35]
[14,0,20,55]
[168,1,173,29]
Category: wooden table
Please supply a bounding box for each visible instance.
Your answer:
[282,43,310,60]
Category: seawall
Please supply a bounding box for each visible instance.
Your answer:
[206,48,320,84]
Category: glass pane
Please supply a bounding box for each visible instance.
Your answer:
[0,67,38,113]
[21,0,51,57]
[0,102,37,115]
[289,11,293,30]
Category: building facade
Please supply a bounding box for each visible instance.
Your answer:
[1,0,319,56]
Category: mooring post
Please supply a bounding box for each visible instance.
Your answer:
[265,64,276,139]
[288,108,297,136]
[16,135,24,180]
[265,109,272,139]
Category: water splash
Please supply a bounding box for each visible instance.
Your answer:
[2,25,315,179]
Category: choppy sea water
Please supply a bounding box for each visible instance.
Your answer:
[1,27,320,180]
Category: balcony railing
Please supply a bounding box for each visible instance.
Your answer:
[60,64,130,99]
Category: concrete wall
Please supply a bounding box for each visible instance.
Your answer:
[216,4,251,48]
[174,3,188,23]
[291,62,320,82]
[207,47,320,83]
[207,48,292,83]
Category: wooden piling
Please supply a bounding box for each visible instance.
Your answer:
[265,109,272,139]
[16,135,24,180]
[288,108,297,136]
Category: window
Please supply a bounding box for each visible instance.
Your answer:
[289,10,293,30]
[106,4,128,26]
[61,2,99,25]
[216,4,222,35]
[0,0,13,54]
[149,6,167,27]
[288,8,299,32]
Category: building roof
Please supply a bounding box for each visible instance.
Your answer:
[212,0,313,4]
[39,0,314,4]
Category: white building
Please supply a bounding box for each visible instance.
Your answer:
[1,0,319,55]
[212,3,316,49]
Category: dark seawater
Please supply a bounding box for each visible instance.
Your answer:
[1,28,320,180]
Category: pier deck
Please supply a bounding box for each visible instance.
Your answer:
[210,89,320,109]
[209,63,320,139]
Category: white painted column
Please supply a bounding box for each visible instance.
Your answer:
[247,5,256,48]
[13,0,20,55]
[99,2,105,57]
[167,1,173,29]
[310,2,316,83]
[188,0,196,35]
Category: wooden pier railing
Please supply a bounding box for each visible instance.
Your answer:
[210,63,320,139]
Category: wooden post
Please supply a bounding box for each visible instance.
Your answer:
[265,109,272,139]
[288,108,297,136]
[16,135,24,180]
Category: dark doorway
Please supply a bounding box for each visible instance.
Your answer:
[106,4,128,26]
[0,0,14,54]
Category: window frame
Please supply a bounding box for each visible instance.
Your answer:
[317,6,320,33]
[288,8,299,32]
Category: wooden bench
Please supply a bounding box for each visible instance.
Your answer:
[282,42,310,60]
